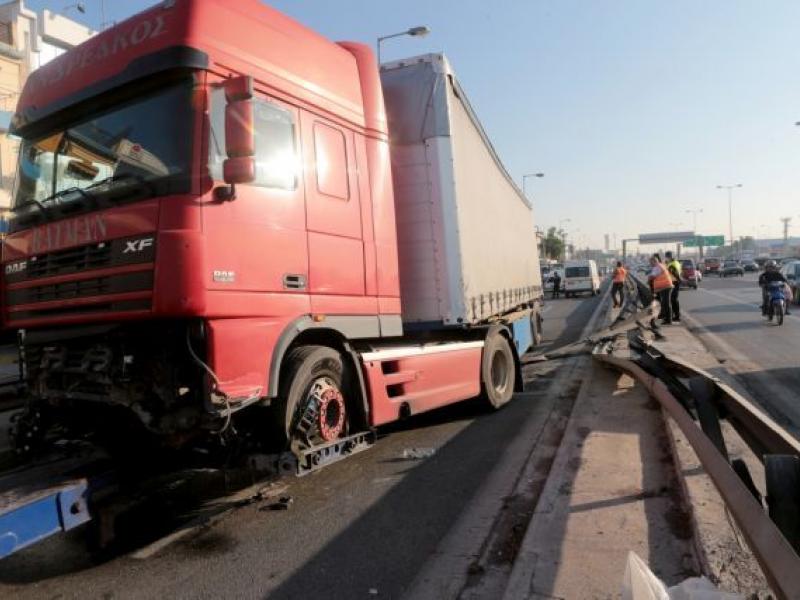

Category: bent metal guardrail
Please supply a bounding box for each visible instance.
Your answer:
[589,274,800,600]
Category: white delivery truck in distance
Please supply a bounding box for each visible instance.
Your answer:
[564,260,600,297]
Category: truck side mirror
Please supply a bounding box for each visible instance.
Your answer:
[217,76,255,199]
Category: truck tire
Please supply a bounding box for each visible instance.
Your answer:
[274,345,349,447]
[481,330,516,409]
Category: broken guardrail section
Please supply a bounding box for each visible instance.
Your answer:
[589,275,800,599]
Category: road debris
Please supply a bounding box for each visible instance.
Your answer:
[400,448,436,460]
[262,496,294,511]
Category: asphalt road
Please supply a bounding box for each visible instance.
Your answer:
[0,292,602,600]
[679,272,800,438]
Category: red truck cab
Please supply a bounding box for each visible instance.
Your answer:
[2,0,540,458]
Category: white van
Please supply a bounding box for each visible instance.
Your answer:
[564,260,600,297]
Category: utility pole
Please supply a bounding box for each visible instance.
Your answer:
[621,238,638,263]
[781,217,791,256]
[717,184,742,251]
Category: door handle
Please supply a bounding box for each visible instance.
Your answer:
[283,274,307,290]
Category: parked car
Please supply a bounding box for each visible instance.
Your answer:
[680,259,701,289]
[779,260,800,304]
[704,257,721,275]
[742,260,759,272]
[721,260,745,277]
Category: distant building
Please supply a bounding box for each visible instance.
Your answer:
[755,238,800,258]
[0,1,95,227]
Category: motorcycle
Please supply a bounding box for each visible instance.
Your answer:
[766,281,786,325]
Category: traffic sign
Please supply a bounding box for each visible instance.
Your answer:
[639,231,695,244]
[684,235,724,247]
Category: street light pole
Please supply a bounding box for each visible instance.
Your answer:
[717,184,742,250]
[376,25,430,65]
[522,172,544,200]
[685,208,703,232]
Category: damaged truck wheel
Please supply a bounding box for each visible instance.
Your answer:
[274,346,350,450]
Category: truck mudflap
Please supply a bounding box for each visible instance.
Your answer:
[284,430,376,477]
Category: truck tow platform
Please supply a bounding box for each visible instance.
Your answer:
[0,447,111,558]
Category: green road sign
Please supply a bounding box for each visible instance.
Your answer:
[684,235,724,247]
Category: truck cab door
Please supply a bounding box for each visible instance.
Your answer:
[204,81,309,305]
[300,113,368,309]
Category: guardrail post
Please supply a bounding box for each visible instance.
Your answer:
[765,455,800,553]
[689,376,728,461]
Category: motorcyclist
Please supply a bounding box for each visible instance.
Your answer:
[759,260,790,316]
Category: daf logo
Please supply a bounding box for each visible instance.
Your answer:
[4,261,26,275]
[123,237,154,254]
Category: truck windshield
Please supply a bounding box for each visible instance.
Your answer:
[12,79,193,215]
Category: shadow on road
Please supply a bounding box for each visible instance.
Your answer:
[687,303,756,314]
[697,321,767,334]
[266,381,562,599]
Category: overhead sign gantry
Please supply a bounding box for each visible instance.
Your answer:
[622,231,725,260]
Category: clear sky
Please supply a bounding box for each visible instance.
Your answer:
[28,0,800,250]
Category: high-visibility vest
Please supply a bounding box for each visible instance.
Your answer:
[652,263,673,292]
[612,267,626,283]
[667,259,682,283]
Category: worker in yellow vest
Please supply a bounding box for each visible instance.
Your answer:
[664,251,682,322]
[647,253,674,324]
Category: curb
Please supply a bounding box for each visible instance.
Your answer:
[500,285,613,599]
[501,357,600,600]
[661,408,709,578]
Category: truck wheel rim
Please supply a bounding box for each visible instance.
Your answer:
[490,350,509,394]
[312,378,345,442]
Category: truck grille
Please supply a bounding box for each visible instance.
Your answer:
[5,271,153,306]
[3,234,156,324]
[26,242,112,279]
[4,234,155,284]
[8,299,151,323]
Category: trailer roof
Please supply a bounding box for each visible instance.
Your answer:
[381,53,530,209]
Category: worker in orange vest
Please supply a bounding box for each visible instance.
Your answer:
[611,261,627,308]
[647,253,674,324]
